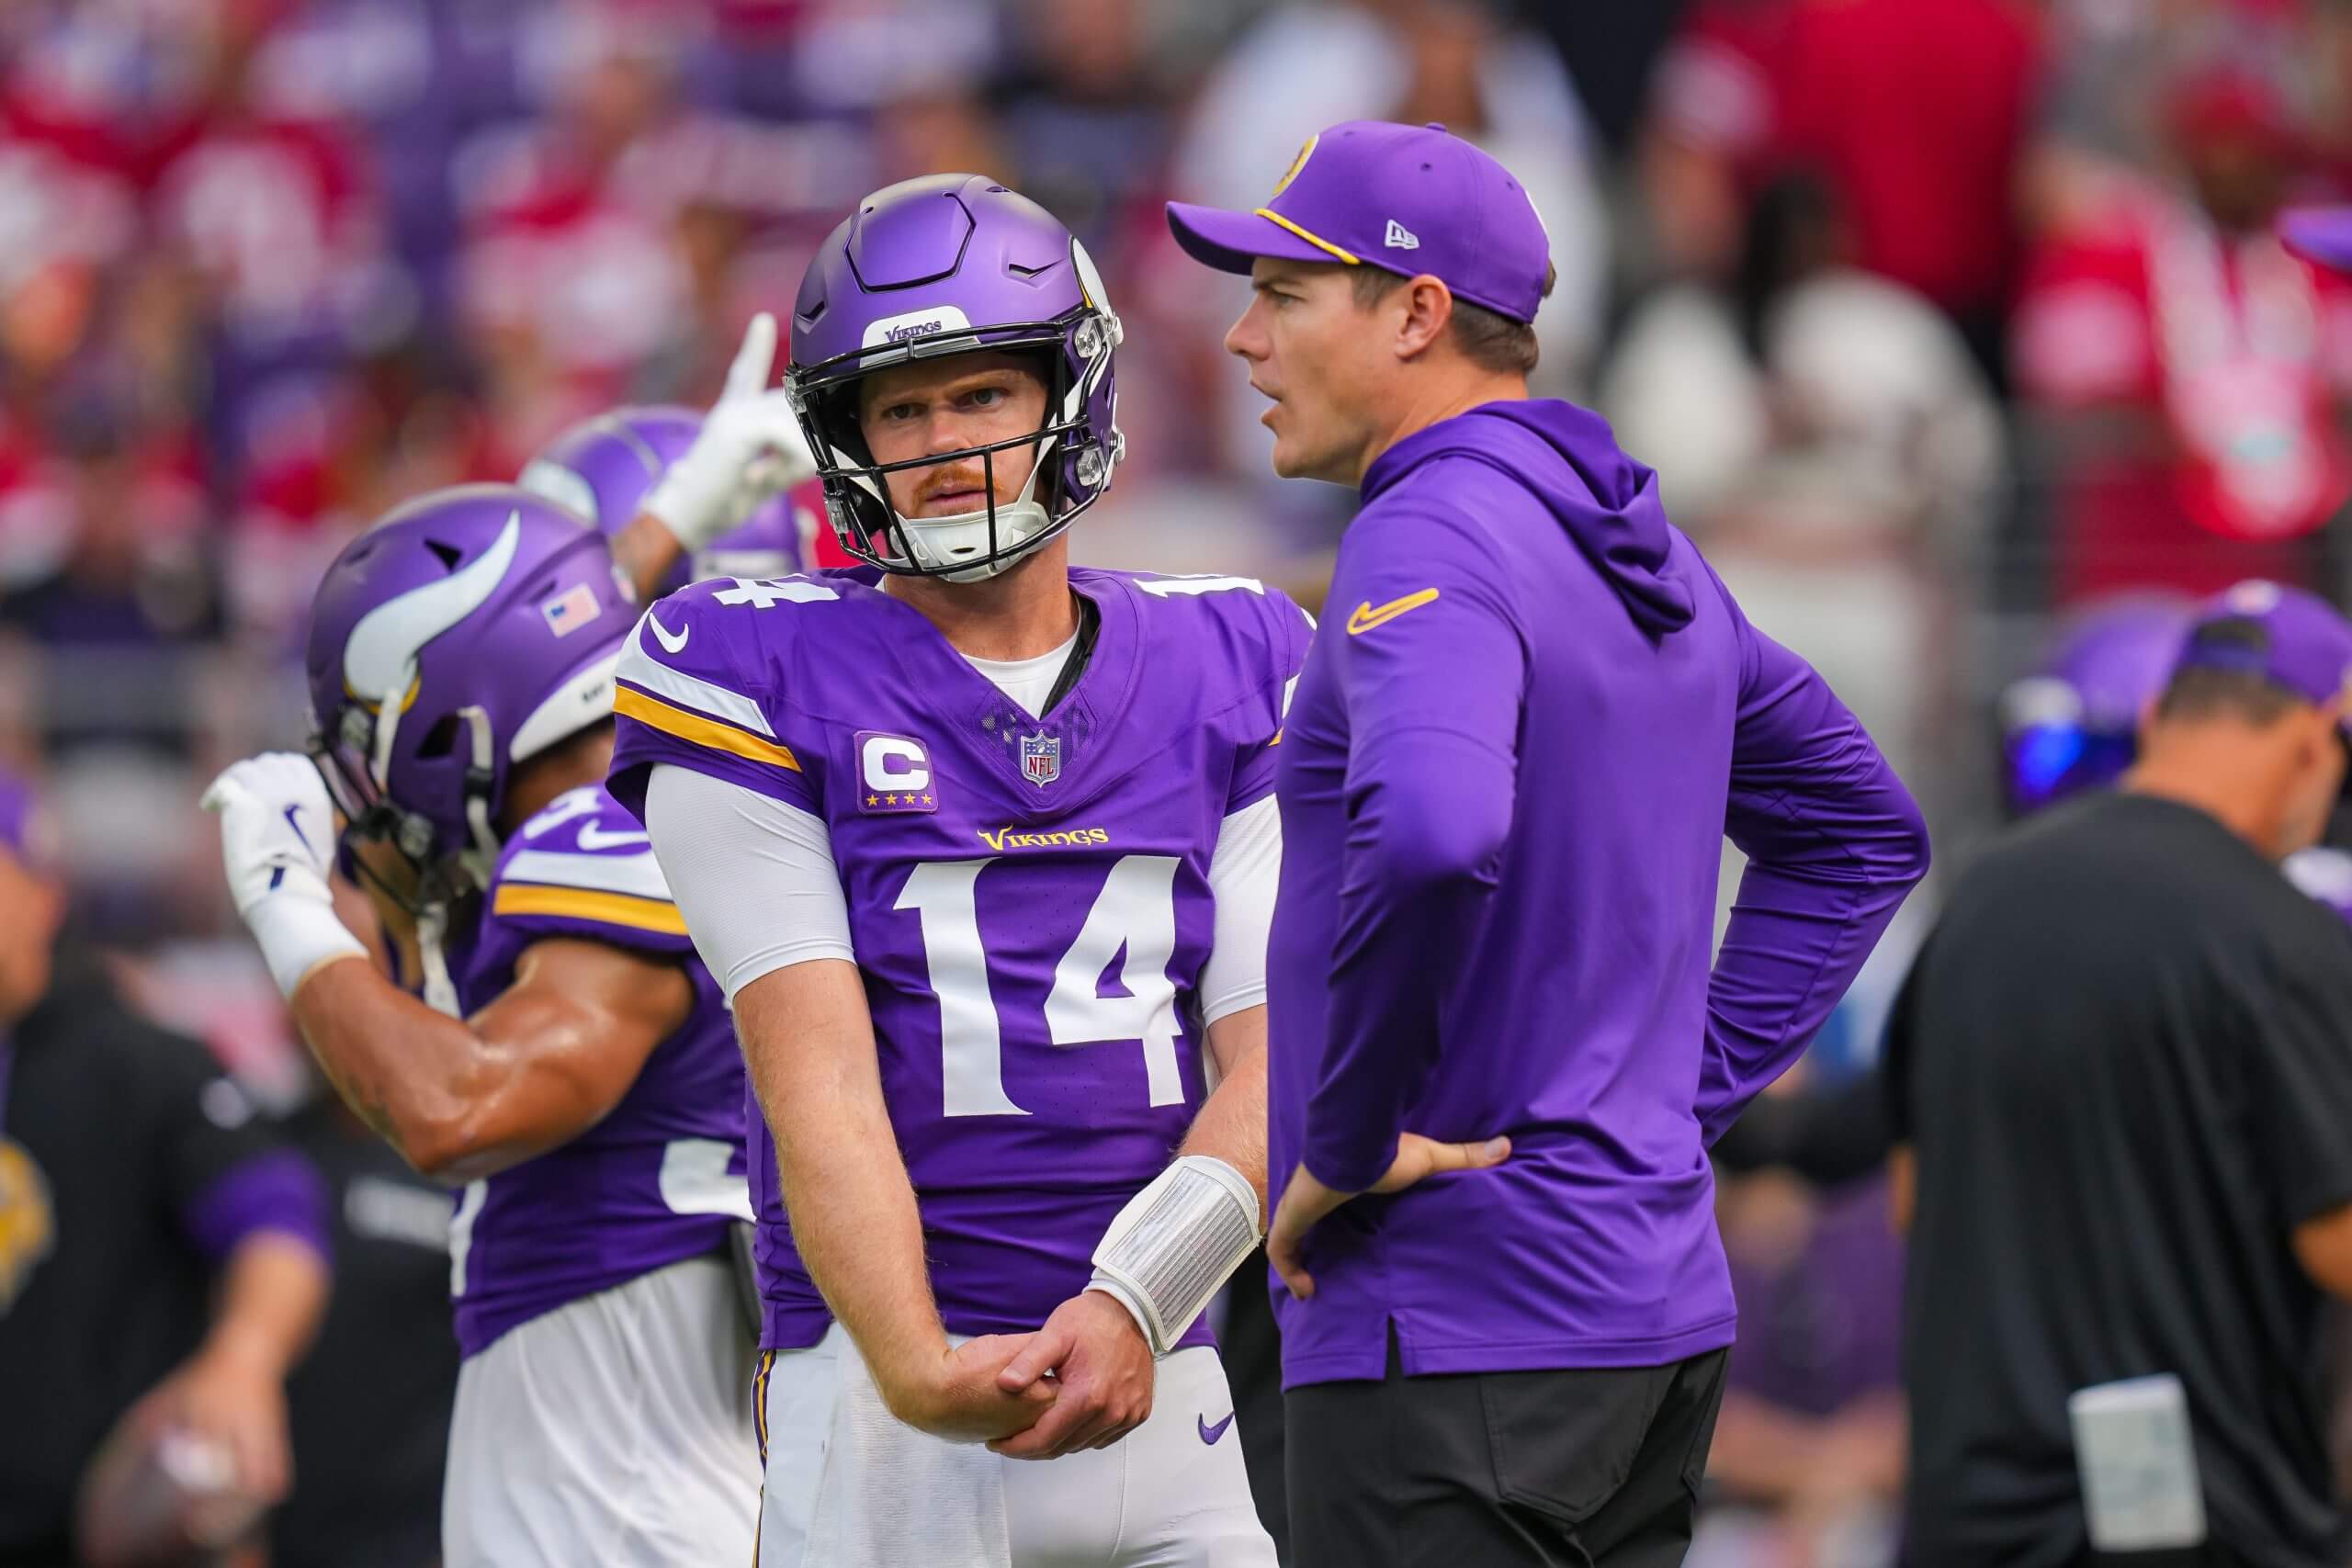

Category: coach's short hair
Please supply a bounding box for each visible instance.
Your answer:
[2155,619,2300,727]
[1351,262,1557,376]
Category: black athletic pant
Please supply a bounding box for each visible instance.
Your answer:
[1284,1340,1727,1568]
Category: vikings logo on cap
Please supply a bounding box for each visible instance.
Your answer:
[1271,134,1317,200]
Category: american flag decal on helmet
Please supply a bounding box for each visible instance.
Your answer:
[541,583,600,637]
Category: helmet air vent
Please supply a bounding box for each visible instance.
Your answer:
[416,715,461,760]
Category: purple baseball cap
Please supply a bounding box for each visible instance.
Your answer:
[2170,580,2352,734]
[1165,120,1553,324]
[2280,206,2352,272]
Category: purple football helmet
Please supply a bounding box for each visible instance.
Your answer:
[517,405,805,593]
[1998,596,2191,816]
[304,484,640,890]
[786,174,1124,581]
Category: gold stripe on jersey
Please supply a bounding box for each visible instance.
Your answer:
[614,685,802,773]
[491,883,689,936]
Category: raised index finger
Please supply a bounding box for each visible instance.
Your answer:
[725,312,779,400]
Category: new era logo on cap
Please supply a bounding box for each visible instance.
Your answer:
[1385,220,1419,250]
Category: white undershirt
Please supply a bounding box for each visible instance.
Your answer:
[960,630,1079,722]
[639,647,1281,1019]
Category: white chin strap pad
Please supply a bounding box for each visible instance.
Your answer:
[1088,1155,1262,1356]
[894,445,1055,580]
[899,497,1054,581]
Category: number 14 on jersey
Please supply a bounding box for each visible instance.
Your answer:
[897,855,1186,1117]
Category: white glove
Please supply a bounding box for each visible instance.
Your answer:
[641,312,819,551]
[201,753,368,999]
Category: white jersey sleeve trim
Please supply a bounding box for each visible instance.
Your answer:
[501,847,673,902]
[617,623,779,737]
[1198,793,1281,1024]
[643,763,855,998]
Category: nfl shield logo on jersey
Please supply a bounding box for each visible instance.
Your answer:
[1020,731,1061,787]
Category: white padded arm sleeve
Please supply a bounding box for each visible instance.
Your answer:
[1197,794,1282,1024]
[642,763,855,999]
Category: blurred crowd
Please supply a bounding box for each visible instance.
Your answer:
[10,0,2352,1562]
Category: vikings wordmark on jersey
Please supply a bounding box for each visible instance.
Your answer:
[437,784,750,1359]
[606,568,1311,1351]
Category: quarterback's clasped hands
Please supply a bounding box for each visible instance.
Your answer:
[988,1289,1158,1460]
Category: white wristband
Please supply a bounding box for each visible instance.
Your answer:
[1088,1155,1261,1357]
[244,886,368,999]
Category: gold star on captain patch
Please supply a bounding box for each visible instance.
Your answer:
[922,795,934,806]
[886,794,899,806]
[866,795,879,807]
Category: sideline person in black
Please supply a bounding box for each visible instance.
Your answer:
[1886,581,2352,1568]
[0,770,331,1565]
[269,1080,456,1568]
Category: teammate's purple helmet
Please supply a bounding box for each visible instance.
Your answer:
[304,484,639,887]
[1998,596,2191,815]
[517,405,804,592]
[786,174,1123,581]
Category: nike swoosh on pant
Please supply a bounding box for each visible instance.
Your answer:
[1198,1412,1235,1445]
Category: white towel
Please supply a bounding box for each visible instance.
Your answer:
[803,1334,1013,1568]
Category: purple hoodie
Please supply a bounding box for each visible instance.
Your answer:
[1265,400,1929,1386]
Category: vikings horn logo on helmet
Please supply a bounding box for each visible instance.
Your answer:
[343,512,522,704]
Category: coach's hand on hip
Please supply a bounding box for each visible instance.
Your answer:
[987,1290,1154,1461]
[1269,1134,1512,1300]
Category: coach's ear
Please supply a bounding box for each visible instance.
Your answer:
[1391,276,1455,363]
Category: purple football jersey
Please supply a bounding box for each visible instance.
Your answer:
[439,784,750,1359]
[605,568,1309,1349]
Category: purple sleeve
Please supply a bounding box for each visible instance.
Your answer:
[1701,574,1931,1145]
[1301,522,1524,1193]
[180,1149,334,1267]
[605,588,822,823]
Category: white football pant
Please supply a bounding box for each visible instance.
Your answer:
[442,1257,760,1566]
[756,1322,1274,1568]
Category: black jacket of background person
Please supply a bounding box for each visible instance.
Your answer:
[1887,792,2352,1568]
[0,949,312,1566]
[269,1092,456,1568]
